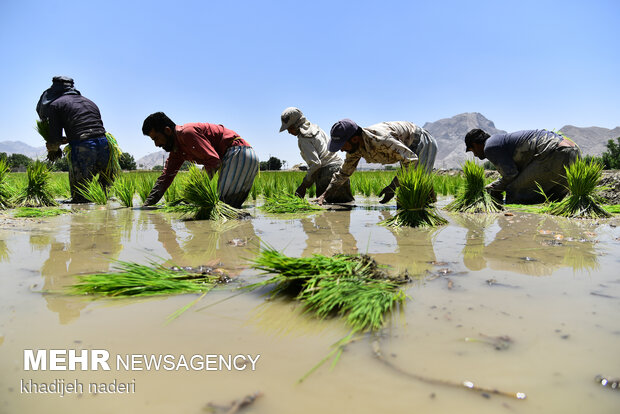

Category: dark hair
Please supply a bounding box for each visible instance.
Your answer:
[142,112,176,135]
[464,128,490,150]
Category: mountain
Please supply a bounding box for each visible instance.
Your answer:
[558,125,620,156]
[136,151,168,169]
[0,141,47,159]
[423,112,507,169]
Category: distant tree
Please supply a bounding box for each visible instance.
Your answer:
[49,155,69,172]
[119,152,137,170]
[601,137,620,170]
[0,152,7,162]
[581,154,605,167]
[8,153,32,170]
[260,156,283,171]
[152,165,164,171]
[180,161,192,171]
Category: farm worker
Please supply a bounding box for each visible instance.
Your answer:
[279,107,353,203]
[141,112,259,208]
[464,128,581,204]
[316,119,438,204]
[36,76,113,203]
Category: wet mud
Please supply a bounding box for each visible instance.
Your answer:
[1,199,619,413]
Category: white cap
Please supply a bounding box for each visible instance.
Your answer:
[279,107,304,132]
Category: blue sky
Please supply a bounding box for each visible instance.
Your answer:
[1,0,618,166]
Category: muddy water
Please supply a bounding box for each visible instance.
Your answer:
[1,201,619,414]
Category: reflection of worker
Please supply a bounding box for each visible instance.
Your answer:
[142,112,259,208]
[317,119,437,204]
[40,209,122,324]
[300,210,357,257]
[36,76,112,203]
[279,107,353,203]
[465,129,580,204]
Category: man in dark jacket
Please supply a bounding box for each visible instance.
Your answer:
[37,76,112,203]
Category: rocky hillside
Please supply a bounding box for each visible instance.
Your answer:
[558,125,620,156]
[0,141,46,159]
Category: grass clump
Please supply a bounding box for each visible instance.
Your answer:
[167,165,241,221]
[547,159,611,219]
[0,158,13,209]
[13,207,69,218]
[446,160,502,213]
[248,248,407,333]
[113,176,136,207]
[76,174,109,205]
[260,193,323,214]
[71,260,223,297]
[14,161,57,207]
[381,166,447,228]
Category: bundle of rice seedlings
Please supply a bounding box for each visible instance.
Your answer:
[137,175,157,203]
[446,160,502,213]
[260,193,323,214]
[71,260,224,297]
[547,159,611,219]
[104,132,122,182]
[164,179,181,205]
[248,248,407,333]
[380,166,447,228]
[0,158,13,209]
[35,119,50,140]
[14,161,57,207]
[113,176,136,207]
[76,174,109,205]
[168,165,241,220]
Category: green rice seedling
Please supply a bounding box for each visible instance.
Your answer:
[113,176,136,207]
[0,158,14,209]
[14,161,58,207]
[13,207,69,218]
[104,132,123,183]
[35,119,50,140]
[381,166,447,228]
[446,160,502,213]
[168,165,241,221]
[137,175,157,203]
[248,248,407,333]
[70,260,223,297]
[547,159,611,218]
[76,174,109,205]
[260,193,323,214]
[164,179,181,205]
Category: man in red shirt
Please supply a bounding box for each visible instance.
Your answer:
[142,112,259,208]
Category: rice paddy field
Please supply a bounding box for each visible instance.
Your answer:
[1,169,619,414]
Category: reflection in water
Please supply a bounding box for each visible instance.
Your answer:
[300,210,357,257]
[40,209,123,324]
[0,238,8,262]
[29,233,53,253]
[451,213,498,272]
[247,300,335,337]
[458,213,600,276]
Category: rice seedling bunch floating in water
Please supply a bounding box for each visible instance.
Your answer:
[14,161,57,207]
[547,158,611,218]
[113,176,136,207]
[248,248,408,333]
[71,260,227,297]
[446,160,502,213]
[381,166,447,228]
[13,207,69,218]
[169,165,241,221]
[76,174,109,205]
[260,193,323,214]
[0,158,14,209]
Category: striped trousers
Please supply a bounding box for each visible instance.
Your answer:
[415,130,438,173]
[218,145,259,208]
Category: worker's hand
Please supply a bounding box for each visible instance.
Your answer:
[295,184,307,198]
[485,186,503,204]
[378,184,396,204]
[314,194,326,206]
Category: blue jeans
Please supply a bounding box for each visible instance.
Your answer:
[69,137,110,202]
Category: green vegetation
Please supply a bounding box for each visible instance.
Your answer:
[248,248,407,333]
[13,207,69,218]
[601,136,620,169]
[35,119,50,141]
[166,165,241,220]
[76,174,109,205]
[260,193,323,214]
[119,152,137,170]
[71,261,222,297]
[446,160,502,213]
[547,159,611,218]
[381,167,447,227]
[112,176,136,207]
[0,158,13,209]
[14,161,57,207]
